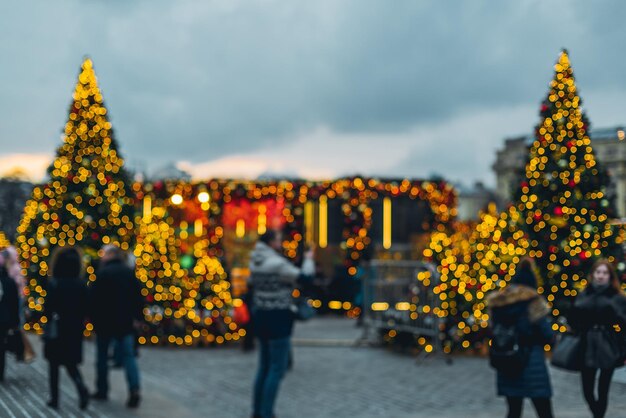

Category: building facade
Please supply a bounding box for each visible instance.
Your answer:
[492,126,626,218]
[456,181,499,221]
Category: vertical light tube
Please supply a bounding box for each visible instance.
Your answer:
[383,197,392,249]
[236,219,245,238]
[319,196,328,248]
[304,201,314,245]
[194,219,203,237]
[143,196,152,223]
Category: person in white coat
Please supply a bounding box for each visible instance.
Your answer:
[249,230,314,418]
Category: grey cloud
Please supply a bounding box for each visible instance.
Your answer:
[1,0,626,183]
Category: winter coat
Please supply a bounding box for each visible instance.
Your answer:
[249,242,314,340]
[568,285,626,370]
[44,277,88,364]
[91,259,144,337]
[488,284,555,398]
[0,270,19,329]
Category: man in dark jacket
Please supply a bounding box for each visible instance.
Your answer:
[91,245,143,408]
[0,255,19,382]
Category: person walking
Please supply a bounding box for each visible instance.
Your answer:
[568,259,626,418]
[0,251,20,383]
[90,245,143,408]
[249,230,315,418]
[487,258,555,418]
[43,246,89,410]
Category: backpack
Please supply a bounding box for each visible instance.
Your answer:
[489,318,530,376]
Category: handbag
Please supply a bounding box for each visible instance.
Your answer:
[586,327,622,369]
[42,312,60,341]
[551,333,583,371]
[293,298,315,321]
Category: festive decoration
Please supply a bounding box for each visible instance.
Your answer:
[16,58,136,331]
[513,50,623,311]
[143,177,456,263]
[423,50,624,352]
[134,202,239,346]
[424,205,529,350]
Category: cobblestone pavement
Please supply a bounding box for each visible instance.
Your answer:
[1,317,626,417]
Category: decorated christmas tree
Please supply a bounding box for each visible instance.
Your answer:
[459,205,530,347]
[425,205,530,350]
[134,191,239,346]
[514,50,623,312]
[134,206,184,343]
[16,58,136,325]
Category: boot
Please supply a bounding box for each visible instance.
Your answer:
[91,391,108,401]
[127,390,141,408]
[78,384,89,410]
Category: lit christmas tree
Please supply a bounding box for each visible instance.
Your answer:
[514,50,623,312]
[134,193,239,346]
[424,205,529,350]
[459,205,530,347]
[16,58,136,327]
[134,206,184,343]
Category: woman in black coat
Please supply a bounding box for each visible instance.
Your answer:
[487,258,555,418]
[568,259,626,418]
[44,246,89,410]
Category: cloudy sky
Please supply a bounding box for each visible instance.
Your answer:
[1,1,625,185]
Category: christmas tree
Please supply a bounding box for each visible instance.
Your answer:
[134,206,184,344]
[424,205,530,350]
[16,58,136,326]
[514,50,623,312]
[134,193,239,346]
[458,205,530,348]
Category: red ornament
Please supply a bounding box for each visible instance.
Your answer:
[554,207,563,216]
[549,245,558,254]
[566,140,575,148]
[579,252,588,260]
[521,181,529,188]
[91,232,99,240]
[541,104,549,112]
[534,213,542,221]
[568,180,576,187]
